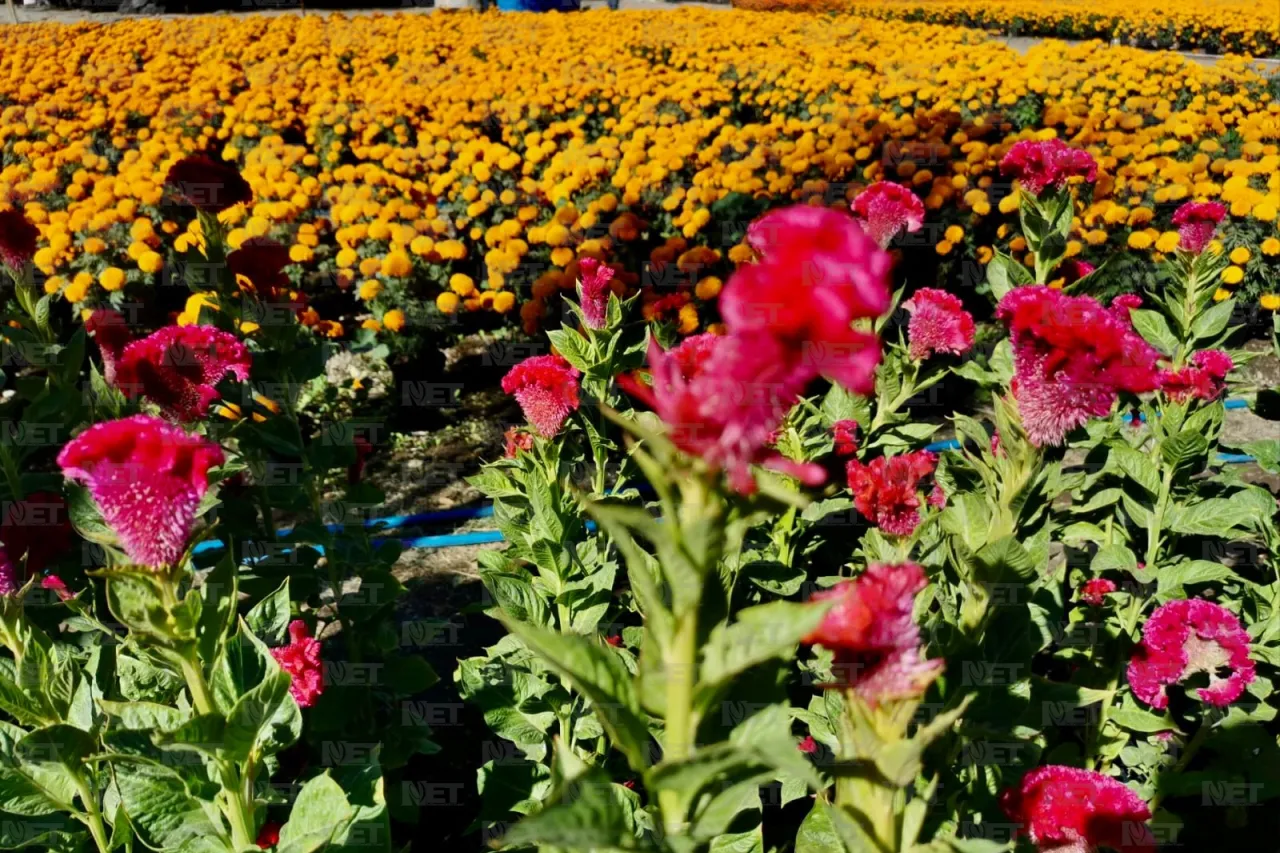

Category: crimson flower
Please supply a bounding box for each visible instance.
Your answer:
[1158,349,1233,403]
[116,325,252,422]
[729,205,891,395]
[1128,598,1255,710]
[57,415,225,568]
[348,436,372,485]
[999,139,1098,196]
[797,735,818,754]
[1000,765,1155,853]
[1064,259,1097,284]
[0,208,39,271]
[850,182,925,248]
[997,287,1160,446]
[255,822,281,850]
[577,257,615,330]
[845,450,938,536]
[1080,578,1117,607]
[831,419,859,457]
[501,355,581,438]
[902,288,975,361]
[619,334,824,494]
[85,309,133,385]
[40,575,75,602]
[1171,201,1228,254]
[803,562,942,704]
[503,427,535,458]
[228,238,304,309]
[271,620,324,708]
[165,154,253,213]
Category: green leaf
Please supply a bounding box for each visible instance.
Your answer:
[795,799,842,853]
[104,572,182,643]
[1130,309,1179,355]
[1157,560,1239,594]
[245,578,291,646]
[986,250,1034,301]
[112,760,221,850]
[479,571,549,626]
[1109,444,1161,496]
[224,671,293,761]
[1190,298,1235,343]
[973,536,1036,584]
[1243,440,1280,475]
[498,763,637,852]
[277,773,355,853]
[210,620,276,715]
[1167,498,1260,537]
[941,494,992,553]
[1161,430,1209,473]
[199,552,238,666]
[696,601,829,710]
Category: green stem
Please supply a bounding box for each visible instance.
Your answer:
[658,611,698,837]
[1087,595,1147,771]
[71,771,110,853]
[1148,719,1212,813]
[1145,466,1176,570]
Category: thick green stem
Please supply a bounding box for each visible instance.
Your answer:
[1087,595,1147,771]
[178,653,255,847]
[1145,466,1177,571]
[72,771,110,853]
[658,611,698,837]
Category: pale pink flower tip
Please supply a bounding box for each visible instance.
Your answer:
[577,257,615,330]
[500,354,581,438]
[850,181,925,248]
[271,619,324,708]
[902,288,975,361]
[57,415,225,569]
[1128,597,1255,710]
[1001,765,1155,853]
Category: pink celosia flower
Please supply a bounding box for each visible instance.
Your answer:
[40,575,74,602]
[1000,765,1155,853]
[1171,201,1228,254]
[1128,598,1255,710]
[902,288,976,360]
[1080,578,1117,607]
[999,139,1098,196]
[1064,259,1097,284]
[577,257,615,330]
[271,620,324,708]
[85,309,133,386]
[729,205,891,395]
[604,634,623,648]
[831,420,860,457]
[116,326,252,422]
[845,451,937,536]
[797,735,818,754]
[618,334,823,494]
[503,426,535,458]
[1158,349,1233,403]
[998,287,1160,446]
[850,182,925,248]
[255,822,281,850]
[803,563,942,705]
[927,481,947,508]
[500,355,581,438]
[0,553,16,597]
[0,208,39,271]
[57,415,225,569]
[1110,293,1142,318]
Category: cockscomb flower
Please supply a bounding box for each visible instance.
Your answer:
[1158,349,1233,403]
[850,182,925,248]
[728,205,891,395]
[1064,258,1097,284]
[1080,578,1117,607]
[618,334,823,494]
[1128,597,1255,710]
[577,257,615,330]
[831,420,859,457]
[503,426,535,458]
[902,288,976,360]
[845,451,938,536]
[1110,293,1142,318]
[999,139,1098,196]
[998,287,1160,446]
[255,822,281,850]
[116,325,252,422]
[40,575,75,602]
[1171,201,1228,254]
[166,153,253,213]
[1000,765,1156,853]
[57,415,225,569]
[271,620,324,708]
[803,562,942,704]
[85,309,133,385]
[501,355,581,438]
[0,208,39,271]
[797,735,818,754]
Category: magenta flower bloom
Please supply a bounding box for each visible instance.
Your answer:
[846,451,938,536]
[85,309,133,385]
[116,325,252,423]
[1128,597,1255,710]
[1000,139,1098,196]
[576,257,615,330]
[803,563,942,705]
[998,287,1160,446]
[271,620,324,708]
[1158,349,1233,403]
[618,334,823,494]
[1171,201,1228,254]
[831,419,859,457]
[850,182,925,248]
[57,415,225,568]
[1001,765,1155,853]
[1064,258,1097,284]
[902,288,975,361]
[501,354,581,438]
[1080,578,1117,607]
[1109,293,1142,318]
[0,208,39,271]
[729,205,891,395]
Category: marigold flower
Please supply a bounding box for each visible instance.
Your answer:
[503,426,535,458]
[57,415,225,568]
[803,562,942,704]
[501,354,581,438]
[1079,577,1117,606]
[845,450,938,536]
[270,620,324,708]
[165,154,253,213]
[383,309,406,332]
[999,139,1097,196]
[577,257,615,329]
[0,208,39,271]
[849,181,925,247]
[115,325,252,422]
[1158,349,1233,403]
[831,419,859,457]
[902,288,975,360]
[1128,597,1255,710]
[1171,201,1228,254]
[1000,766,1155,853]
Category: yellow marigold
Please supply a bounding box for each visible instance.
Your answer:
[381,251,412,278]
[1155,232,1181,253]
[677,303,699,334]
[99,267,126,292]
[362,318,383,332]
[1229,246,1251,264]
[1222,265,1245,285]
[358,279,383,301]
[728,244,755,264]
[1261,293,1280,311]
[1213,288,1232,302]
[936,240,954,255]
[437,240,466,260]
[1127,232,1154,250]
[493,291,516,313]
[1254,202,1279,222]
[944,225,964,243]
[1009,236,1027,252]
[550,247,575,267]
[358,257,381,278]
[976,246,994,264]
[64,272,93,303]
[1263,238,1280,256]
[383,309,407,332]
[695,276,723,301]
[83,237,106,255]
[138,251,163,274]
[410,236,435,256]
[336,248,358,268]
[43,275,65,295]
[544,223,571,247]
[449,273,476,296]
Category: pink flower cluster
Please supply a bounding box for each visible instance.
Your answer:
[845,450,938,536]
[902,288,975,361]
[850,181,925,248]
[1128,598,1255,710]
[500,355,582,438]
[1158,350,1233,404]
[803,562,942,705]
[831,420,860,457]
[1079,578,1117,607]
[0,208,39,271]
[1171,201,1228,254]
[577,257,616,330]
[1001,765,1155,853]
[999,139,1098,196]
[997,287,1160,446]
[57,415,224,569]
[271,619,324,708]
